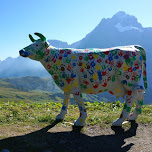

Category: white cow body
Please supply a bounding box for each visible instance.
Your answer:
[19,33,147,127]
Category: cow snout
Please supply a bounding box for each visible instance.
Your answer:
[19,50,24,56]
[19,49,29,57]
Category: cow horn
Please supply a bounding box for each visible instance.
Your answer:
[29,34,35,42]
[34,32,46,42]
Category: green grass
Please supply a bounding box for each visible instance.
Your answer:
[0,101,152,127]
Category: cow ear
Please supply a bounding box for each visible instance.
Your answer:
[45,42,49,48]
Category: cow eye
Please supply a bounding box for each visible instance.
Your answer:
[36,44,38,46]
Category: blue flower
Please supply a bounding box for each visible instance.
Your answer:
[108,54,113,61]
[73,63,76,66]
[91,61,96,67]
[114,55,119,59]
[133,67,136,71]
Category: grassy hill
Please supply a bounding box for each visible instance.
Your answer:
[0,76,107,104]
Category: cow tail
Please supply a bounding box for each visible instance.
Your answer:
[135,46,147,90]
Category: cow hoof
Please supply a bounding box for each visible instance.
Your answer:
[74,118,85,127]
[112,118,124,126]
[56,113,65,120]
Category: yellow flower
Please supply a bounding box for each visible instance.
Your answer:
[87,88,92,93]
[94,54,98,59]
[82,62,87,69]
[56,60,61,65]
[96,64,101,70]
[73,80,78,87]
[64,85,72,92]
[123,63,129,71]
[71,55,76,59]
[93,73,98,80]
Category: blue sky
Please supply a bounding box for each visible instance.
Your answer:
[0,0,152,61]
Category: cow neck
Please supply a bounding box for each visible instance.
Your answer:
[40,46,60,71]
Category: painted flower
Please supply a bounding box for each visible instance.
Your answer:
[59,56,62,60]
[91,61,96,67]
[59,49,64,54]
[89,54,94,60]
[118,51,124,57]
[45,49,50,56]
[128,67,133,72]
[47,64,51,69]
[97,58,102,63]
[79,56,83,60]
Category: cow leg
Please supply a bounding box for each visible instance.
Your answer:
[73,92,87,126]
[128,91,145,120]
[112,90,135,126]
[56,92,70,120]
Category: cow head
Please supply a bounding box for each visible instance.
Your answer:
[19,33,49,60]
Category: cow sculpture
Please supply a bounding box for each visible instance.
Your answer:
[19,33,147,126]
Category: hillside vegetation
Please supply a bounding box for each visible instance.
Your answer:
[0,101,152,128]
[0,76,108,103]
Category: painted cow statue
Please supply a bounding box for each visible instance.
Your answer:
[19,33,147,126]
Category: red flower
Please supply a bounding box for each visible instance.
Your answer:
[102,71,107,76]
[66,78,71,84]
[67,50,71,54]
[83,80,89,85]
[80,68,84,72]
[59,56,62,60]
[93,85,98,89]
[105,59,111,64]
[117,61,123,68]
[59,49,64,54]
[54,75,57,79]
[128,67,133,72]
[132,52,136,56]
[127,90,132,96]
[79,56,83,60]
[45,49,50,56]
[74,92,79,96]
[47,64,51,69]
[89,54,94,60]
[135,64,139,69]
[51,58,56,63]
[103,51,109,55]
[67,65,72,71]
[97,58,102,63]
[131,76,136,81]
[118,51,124,57]
[102,83,107,87]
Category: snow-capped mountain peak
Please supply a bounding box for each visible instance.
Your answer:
[112,11,143,32]
[115,22,143,32]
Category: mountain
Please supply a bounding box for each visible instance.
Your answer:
[0,11,152,104]
[47,39,81,48]
[47,40,69,48]
[76,11,152,49]
[0,56,49,78]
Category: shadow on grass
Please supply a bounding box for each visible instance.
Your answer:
[0,120,138,152]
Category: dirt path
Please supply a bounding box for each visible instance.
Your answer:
[0,121,152,152]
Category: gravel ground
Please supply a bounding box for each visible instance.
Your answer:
[0,121,152,152]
